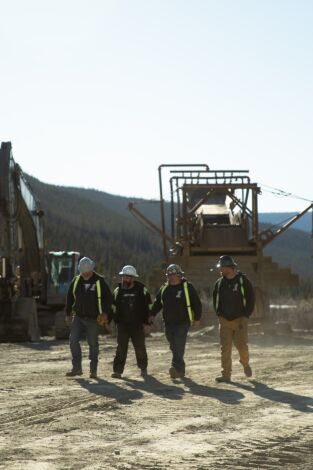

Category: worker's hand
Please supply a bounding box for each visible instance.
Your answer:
[104,322,112,334]
[97,313,109,326]
[102,313,109,324]
[65,315,72,327]
[192,320,201,328]
[143,324,152,335]
[97,313,112,333]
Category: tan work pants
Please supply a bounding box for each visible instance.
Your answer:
[218,316,249,379]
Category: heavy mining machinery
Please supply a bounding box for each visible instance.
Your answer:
[129,164,313,320]
[0,141,79,341]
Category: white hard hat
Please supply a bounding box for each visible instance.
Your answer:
[119,265,139,277]
[166,264,184,276]
[78,257,95,274]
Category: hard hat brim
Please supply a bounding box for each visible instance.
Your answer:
[216,262,237,268]
[118,271,139,277]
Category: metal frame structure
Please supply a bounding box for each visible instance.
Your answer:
[129,163,313,262]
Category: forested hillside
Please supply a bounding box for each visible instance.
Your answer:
[28,176,313,284]
[28,176,163,283]
[264,228,313,280]
[259,212,311,233]
[260,212,313,281]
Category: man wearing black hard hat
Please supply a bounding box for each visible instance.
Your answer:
[150,264,202,379]
[213,255,255,383]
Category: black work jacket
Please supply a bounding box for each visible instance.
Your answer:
[112,281,151,325]
[213,271,255,320]
[150,280,202,326]
[66,272,112,319]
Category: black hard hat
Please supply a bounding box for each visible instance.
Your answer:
[216,255,237,268]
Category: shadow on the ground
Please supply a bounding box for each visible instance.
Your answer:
[232,380,313,412]
[123,375,184,401]
[76,377,143,405]
[182,377,245,405]
[13,339,63,351]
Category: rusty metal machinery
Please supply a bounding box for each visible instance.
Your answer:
[129,164,313,320]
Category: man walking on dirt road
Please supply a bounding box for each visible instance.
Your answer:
[213,255,255,383]
[111,265,152,379]
[150,264,202,379]
[65,257,112,379]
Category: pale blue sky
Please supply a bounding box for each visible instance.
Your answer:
[1,0,312,212]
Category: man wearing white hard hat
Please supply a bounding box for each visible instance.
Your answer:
[65,257,112,379]
[111,265,152,379]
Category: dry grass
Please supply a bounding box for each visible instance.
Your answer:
[270,298,313,330]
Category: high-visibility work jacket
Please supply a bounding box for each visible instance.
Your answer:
[214,275,247,312]
[111,282,151,324]
[72,275,102,314]
[160,281,194,323]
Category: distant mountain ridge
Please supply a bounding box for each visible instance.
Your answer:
[259,212,311,233]
[27,175,313,282]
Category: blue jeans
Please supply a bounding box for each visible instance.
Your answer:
[69,315,99,372]
[165,323,189,374]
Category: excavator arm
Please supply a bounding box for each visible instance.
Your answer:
[0,142,45,340]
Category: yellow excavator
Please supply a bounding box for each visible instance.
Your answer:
[0,141,79,341]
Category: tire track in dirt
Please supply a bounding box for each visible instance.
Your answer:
[109,381,313,470]
[210,425,313,469]
[1,335,313,470]
[0,395,115,429]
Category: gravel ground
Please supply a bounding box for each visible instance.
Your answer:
[0,330,312,469]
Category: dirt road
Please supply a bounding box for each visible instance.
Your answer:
[0,330,312,469]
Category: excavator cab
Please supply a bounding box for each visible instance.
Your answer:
[47,251,80,305]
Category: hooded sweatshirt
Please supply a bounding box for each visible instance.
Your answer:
[151,279,202,325]
[213,271,255,320]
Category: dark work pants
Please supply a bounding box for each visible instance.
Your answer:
[113,323,148,374]
[165,323,189,374]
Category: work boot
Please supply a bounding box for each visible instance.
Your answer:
[90,371,98,379]
[66,368,83,377]
[169,367,180,379]
[111,372,122,379]
[215,376,231,383]
[140,369,148,378]
[244,364,252,378]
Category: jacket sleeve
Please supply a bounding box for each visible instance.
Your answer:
[66,277,76,315]
[110,286,118,323]
[142,286,152,324]
[150,288,163,317]
[188,283,202,321]
[212,280,219,314]
[244,276,255,316]
[101,278,113,315]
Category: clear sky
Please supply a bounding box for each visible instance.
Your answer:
[1,0,312,212]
